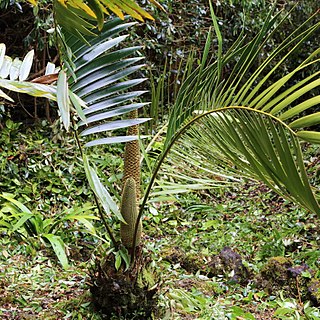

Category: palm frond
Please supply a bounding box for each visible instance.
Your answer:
[50,0,155,39]
[63,17,149,147]
[139,9,320,216]
[168,10,320,143]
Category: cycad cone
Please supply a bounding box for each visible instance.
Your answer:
[120,177,142,248]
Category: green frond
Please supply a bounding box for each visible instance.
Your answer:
[140,9,320,217]
[165,9,320,147]
[52,0,154,40]
[63,17,148,147]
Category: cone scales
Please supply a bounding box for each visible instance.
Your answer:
[121,110,142,248]
[123,109,141,200]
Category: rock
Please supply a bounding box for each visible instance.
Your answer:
[208,247,250,284]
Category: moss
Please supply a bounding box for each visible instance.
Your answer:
[308,279,320,306]
[163,246,250,284]
[255,257,320,304]
[255,256,292,294]
[163,247,204,274]
[261,257,292,282]
[269,256,292,265]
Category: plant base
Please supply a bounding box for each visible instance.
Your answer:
[89,246,159,319]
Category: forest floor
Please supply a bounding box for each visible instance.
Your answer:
[0,121,320,319]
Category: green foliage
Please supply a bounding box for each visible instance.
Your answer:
[61,16,150,146]
[51,0,155,41]
[0,16,150,255]
[83,154,122,222]
[0,121,319,318]
[136,0,320,120]
[0,3,320,318]
[140,7,320,221]
[272,293,320,319]
[0,193,99,269]
[0,120,107,268]
[0,120,88,208]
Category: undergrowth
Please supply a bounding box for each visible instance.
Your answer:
[0,120,319,319]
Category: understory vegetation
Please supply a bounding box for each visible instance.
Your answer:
[0,0,320,319]
[1,121,320,319]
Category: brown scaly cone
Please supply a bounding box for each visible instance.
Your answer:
[123,109,141,201]
[122,109,142,250]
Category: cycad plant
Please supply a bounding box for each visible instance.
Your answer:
[0,3,320,318]
[61,16,149,250]
[0,13,157,316]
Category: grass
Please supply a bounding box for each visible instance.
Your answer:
[0,120,319,319]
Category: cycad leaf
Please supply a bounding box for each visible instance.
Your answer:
[0,56,12,79]
[75,35,128,66]
[85,135,140,147]
[53,0,154,39]
[83,78,147,105]
[87,0,105,30]
[290,112,320,129]
[74,64,144,97]
[57,70,70,131]
[68,90,87,123]
[146,9,320,217]
[165,9,320,148]
[74,47,142,82]
[83,154,124,222]
[67,0,97,18]
[73,57,143,92]
[148,0,165,11]
[80,102,148,125]
[54,1,96,38]
[62,17,148,146]
[83,91,147,115]
[80,118,151,136]
[159,108,320,214]
[280,96,320,122]
[296,131,320,144]
[19,49,34,81]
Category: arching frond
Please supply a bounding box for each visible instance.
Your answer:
[140,9,320,217]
